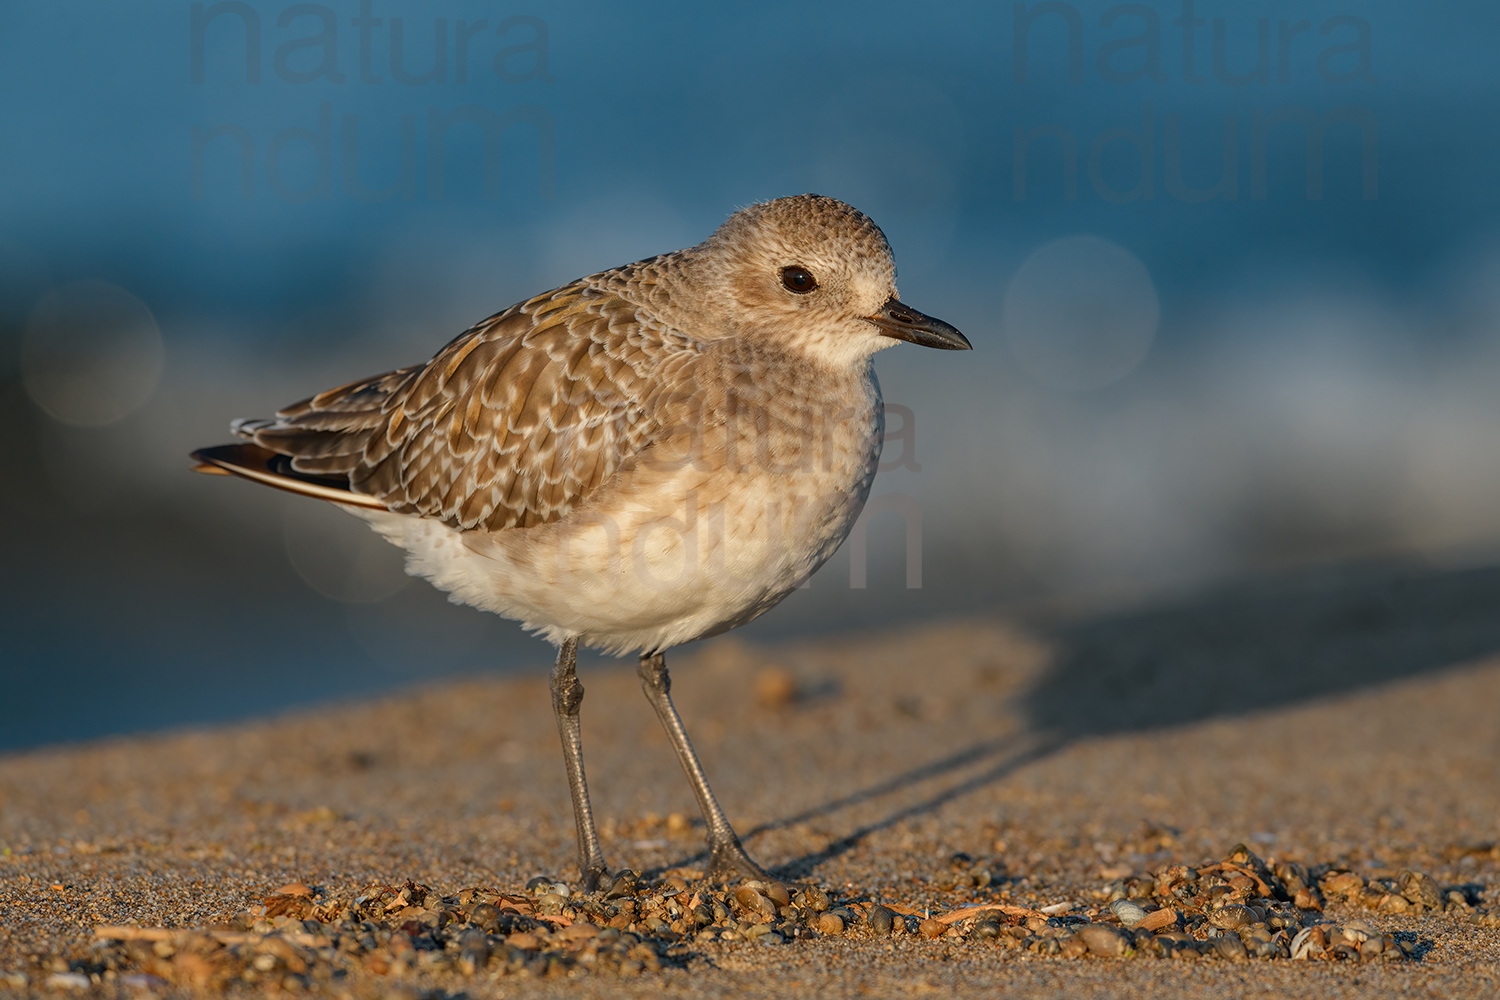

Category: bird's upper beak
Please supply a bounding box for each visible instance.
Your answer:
[867,298,971,350]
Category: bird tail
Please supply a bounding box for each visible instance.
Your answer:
[189,443,388,510]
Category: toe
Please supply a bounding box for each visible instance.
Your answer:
[580,864,610,893]
[708,841,767,882]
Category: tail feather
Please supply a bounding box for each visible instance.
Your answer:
[230,417,275,439]
[189,443,388,510]
[221,367,420,481]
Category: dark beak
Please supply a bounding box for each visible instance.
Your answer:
[867,298,972,350]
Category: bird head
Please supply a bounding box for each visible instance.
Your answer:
[695,194,970,367]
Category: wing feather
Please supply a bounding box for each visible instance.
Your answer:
[235,280,698,531]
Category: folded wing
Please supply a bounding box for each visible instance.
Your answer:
[216,281,697,532]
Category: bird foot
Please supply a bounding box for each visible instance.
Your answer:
[579,862,610,894]
[707,839,768,882]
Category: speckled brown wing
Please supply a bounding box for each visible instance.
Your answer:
[241,280,700,531]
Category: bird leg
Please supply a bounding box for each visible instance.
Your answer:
[550,637,608,891]
[638,651,767,881]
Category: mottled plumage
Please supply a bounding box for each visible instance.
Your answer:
[192,194,969,886]
[243,282,687,532]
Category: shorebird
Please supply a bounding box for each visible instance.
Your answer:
[192,194,970,888]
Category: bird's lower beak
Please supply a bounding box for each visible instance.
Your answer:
[867,298,971,350]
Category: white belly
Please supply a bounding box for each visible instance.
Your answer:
[351,376,884,655]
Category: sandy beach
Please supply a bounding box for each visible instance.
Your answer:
[2,561,1499,998]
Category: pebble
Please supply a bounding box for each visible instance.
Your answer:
[1136,907,1179,932]
[469,903,501,932]
[44,972,91,991]
[754,667,799,709]
[1109,899,1149,928]
[1398,869,1443,909]
[918,918,946,939]
[1292,886,1320,910]
[71,841,1439,985]
[1322,871,1363,899]
[1075,924,1129,957]
[605,871,639,898]
[457,928,488,975]
[118,974,166,990]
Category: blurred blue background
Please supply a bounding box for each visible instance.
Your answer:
[3,1,1499,750]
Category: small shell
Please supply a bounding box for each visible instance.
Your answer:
[1212,932,1248,961]
[1209,904,1254,930]
[1290,925,1326,960]
[1397,870,1443,909]
[1110,899,1149,928]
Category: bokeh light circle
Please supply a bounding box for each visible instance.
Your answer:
[1003,236,1160,392]
[284,503,412,605]
[22,280,165,426]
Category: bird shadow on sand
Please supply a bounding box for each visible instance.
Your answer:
[671,557,1500,880]
[758,734,1067,881]
[1022,556,1500,743]
[651,733,1064,881]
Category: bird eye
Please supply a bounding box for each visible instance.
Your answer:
[781,266,817,294]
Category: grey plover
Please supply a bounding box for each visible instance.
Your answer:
[192,194,970,888]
